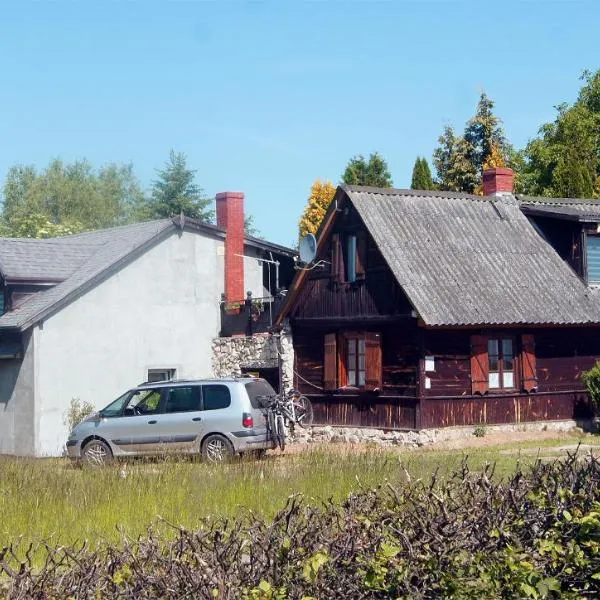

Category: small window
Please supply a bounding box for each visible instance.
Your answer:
[147,368,176,383]
[202,385,231,410]
[346,337,366,387]
[0,291,4,316]
[245,380,277,408]
[346,235,357,283]
[165,386,201,413]
[587,235,600,283]
[487,338,515,389]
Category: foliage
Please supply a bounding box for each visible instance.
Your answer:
[298,179,336,239]
[433,93,513,194]
[1,160,146,237]
[521,71,600,198]
[149,150,214,221]
[65,398,96,432]
[2,453,600,598]
[473,423,487,438]
[341,152,393,188]
[410,157,435,190]
[583,361,600,412]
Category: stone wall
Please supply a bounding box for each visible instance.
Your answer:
[212,324,294,390]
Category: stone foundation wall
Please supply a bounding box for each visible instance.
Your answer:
[290,419,582,448]
[212,325,294,390]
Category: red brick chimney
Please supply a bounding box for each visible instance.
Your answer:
[483,167,514,196]
[216,191,245,303]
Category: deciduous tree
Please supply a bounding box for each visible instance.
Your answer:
[298,179,336,238]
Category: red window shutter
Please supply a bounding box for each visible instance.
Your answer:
[324,333,337,391]
[470,335,489,395]
[365,332,382,391]
[337,333,348,388]
[356,232,367,278]
[521,334,537,392]
[331,234,343,281]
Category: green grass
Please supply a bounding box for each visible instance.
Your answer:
[0,433,598,552]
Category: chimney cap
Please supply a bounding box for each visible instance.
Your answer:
[216,191,245,200]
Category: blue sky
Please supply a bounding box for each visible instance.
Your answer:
[0,1,598,247]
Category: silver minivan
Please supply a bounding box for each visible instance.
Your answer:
[66,378,276,464]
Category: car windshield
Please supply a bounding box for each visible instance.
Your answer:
[245,379,276,408]
[100,391,132,418]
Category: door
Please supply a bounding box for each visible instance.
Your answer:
[198,384,237,437]
[148,385,204,454]
[104,388,165,454]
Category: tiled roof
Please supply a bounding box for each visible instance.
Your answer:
[0,220,174,329]
[344,185,600,327]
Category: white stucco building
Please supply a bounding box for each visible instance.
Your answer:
[0,192,295,456]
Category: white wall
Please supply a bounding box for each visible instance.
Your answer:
[244,247,268,299]
[34,230,229,456]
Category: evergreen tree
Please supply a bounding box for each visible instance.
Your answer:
[150,150,214,221]
[432,93,512,194]
[342,152,393,187]
[411,157,435,190]
[298,180,336,238]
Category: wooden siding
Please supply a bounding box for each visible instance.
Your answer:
[420,391,586,428]
[310,395,418,429]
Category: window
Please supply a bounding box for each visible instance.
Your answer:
[0,291,4,316]
[587,235,600,284]
[202,385,231,410]
[470,334,537,395]
[147,368,176,383]
[331,233,366,283]
[165,386,201,413]
[346,235,357,283]
[347,337,366,386]
[324,332,381,391]
[487,338,514,389]
[245,380,277,408]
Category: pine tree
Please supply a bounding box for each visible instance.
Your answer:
[298,180,336,238]
[342,153,393,187]
[411,157,435,190]
[150,150,214,221]
[432,93,512,194]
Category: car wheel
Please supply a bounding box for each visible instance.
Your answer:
[201,435,234,463]
[82,439,112,466]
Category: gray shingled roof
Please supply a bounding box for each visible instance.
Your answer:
[344,185,600,327]
[518,195,600,221]
[0,220,175,330]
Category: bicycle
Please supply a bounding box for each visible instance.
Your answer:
[258,388,313,451]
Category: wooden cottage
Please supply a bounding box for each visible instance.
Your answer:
[276,168,600,430]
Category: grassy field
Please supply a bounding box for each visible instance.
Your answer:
[1,432,598,553]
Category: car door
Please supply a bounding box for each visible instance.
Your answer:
[149,385,204,454]
[118,388,166,454]
[199,384,236,437]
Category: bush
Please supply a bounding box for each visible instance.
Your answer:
[1,453,600,598]
[65,398,95,432]
[583,361,600,414]
[473,423,487,437]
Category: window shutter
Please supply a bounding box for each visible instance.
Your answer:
[356,232,367,278]
[365,332,382,391]
[331,234,343,281]
[521,334,537,392]
[470,335,489,395]
[337,333,348,388]
[324,333,337,391]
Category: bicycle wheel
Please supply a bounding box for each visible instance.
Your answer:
[275,414,286,451]
[293,394,314,428]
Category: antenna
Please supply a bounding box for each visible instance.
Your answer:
[298,233,317,264]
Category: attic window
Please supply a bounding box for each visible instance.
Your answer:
[587,235,600,284]
[331,233,366,283]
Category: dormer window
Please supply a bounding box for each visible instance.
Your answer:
[587,235,600,284]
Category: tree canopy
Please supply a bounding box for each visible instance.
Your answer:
[298,179,336,239]
[410,157,435,190]
[149,150,214,221]
[520,70,600,198]
[0,159,145,238]
[341,153,393,188]
[432,93,512,194]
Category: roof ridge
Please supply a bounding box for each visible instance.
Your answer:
[517,194,600,206]
[343,184,494,202]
